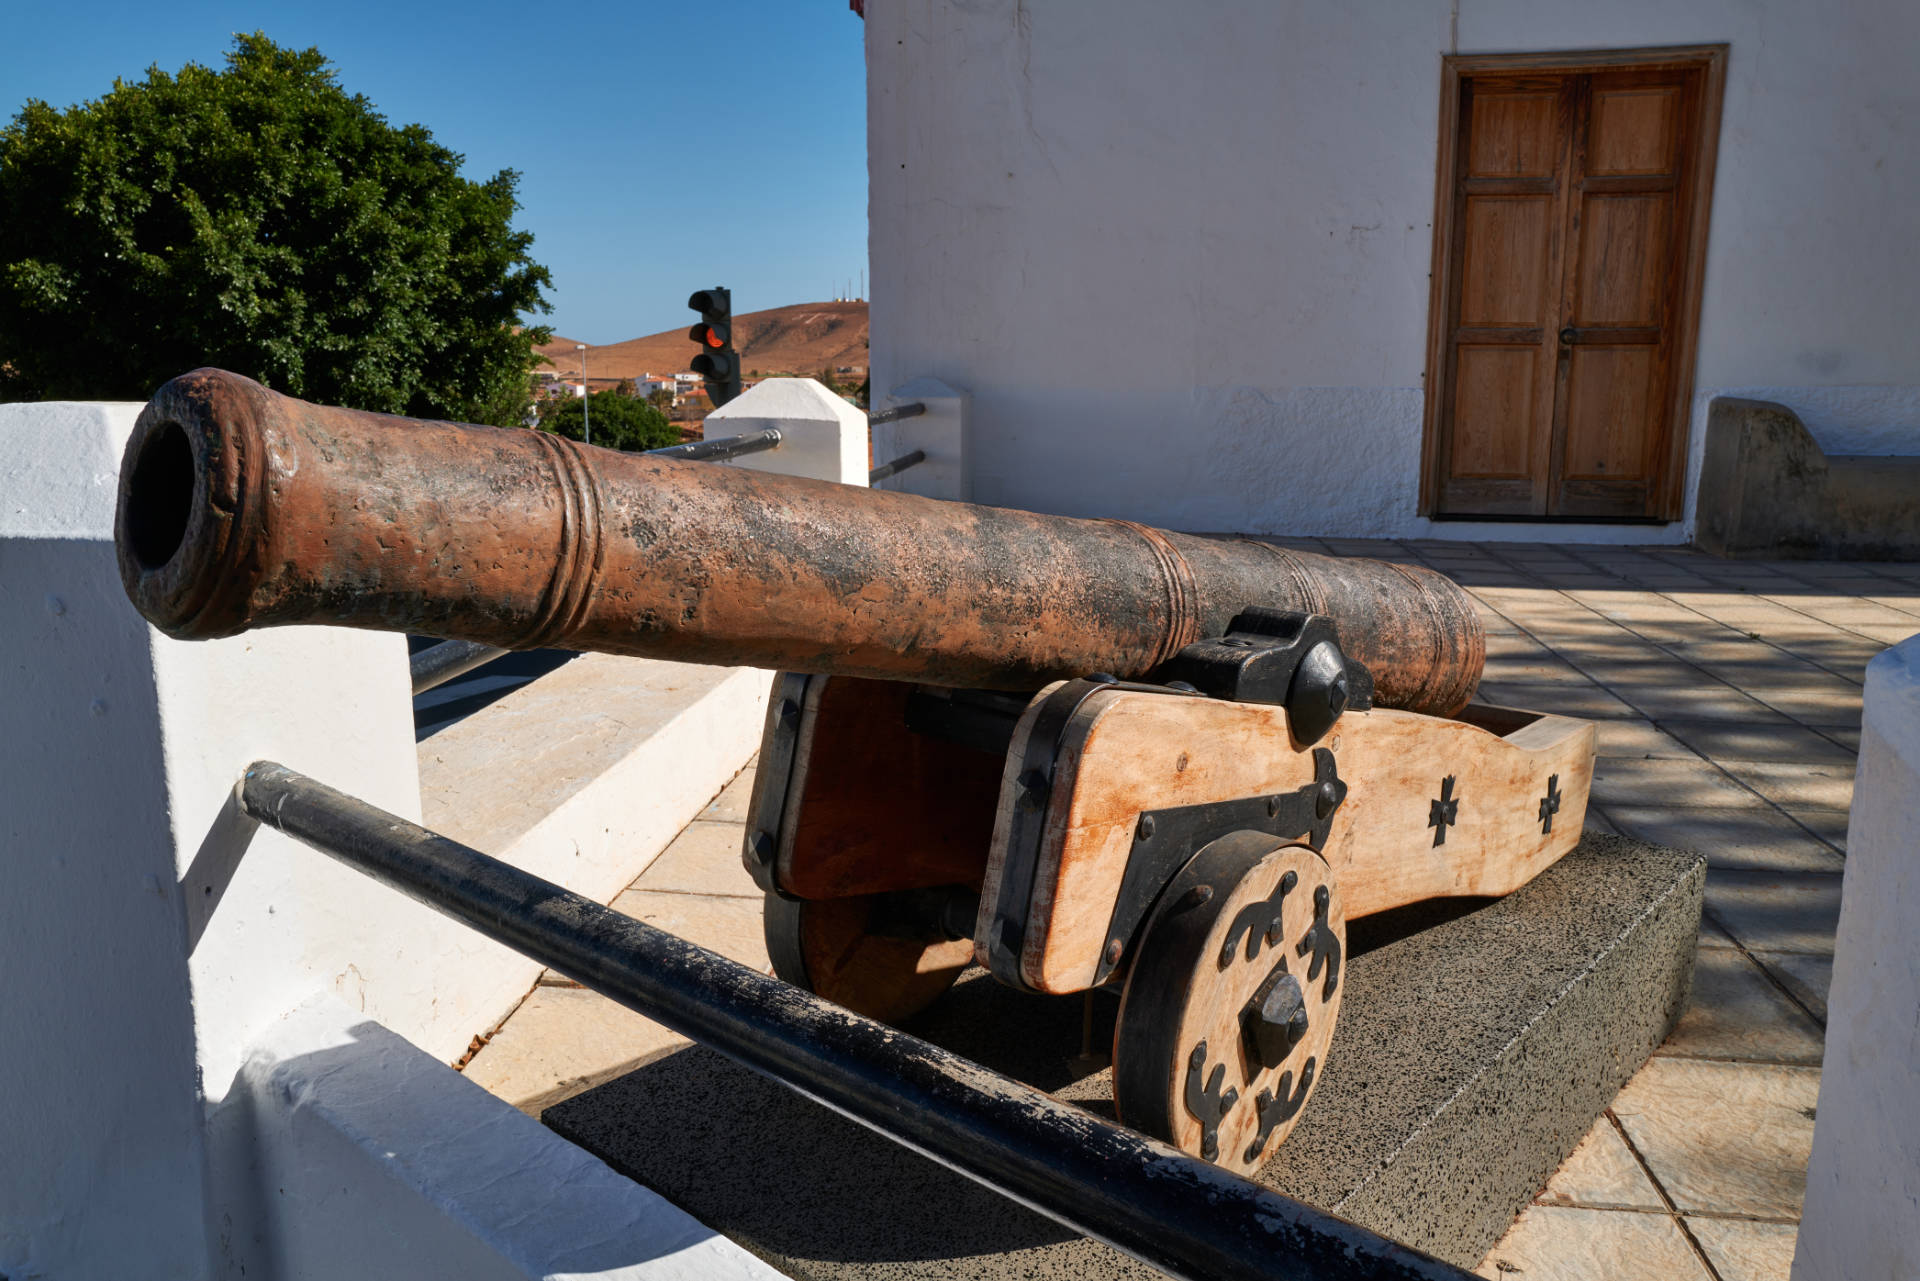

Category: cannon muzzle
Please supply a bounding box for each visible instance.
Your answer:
[115,369,1483,713]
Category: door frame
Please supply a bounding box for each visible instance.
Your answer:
[1417,44,1728,521]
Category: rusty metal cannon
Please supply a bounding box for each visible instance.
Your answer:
[115,368,1593,1173]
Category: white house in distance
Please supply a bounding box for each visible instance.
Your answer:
[861,0,1919,543]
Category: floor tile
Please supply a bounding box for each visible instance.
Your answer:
[1590,758,1763,809]
[1752,951,1833,1025]
[1702,871,1843,955]
[1696,914,1738,948]
[1849,622,1920,646]
[463,984,688,1116]
[1605,682,1796,724]
[1658,948,1825,1065]
[1536,1117,1665,1211]
[1476,680,1642,719]
[1475,1205,1712,1279]
[1785,808,1849,854]
[1685,1216,1799,1281]
[700,767,756,823]
[1659,720,1855,765]
[631,820,760,898]
[1606,806,1845,873]
[1610,1057,1819,1219]
[1717,761,1854,812]
[606,889,771,970]
[1744,685,1864,729]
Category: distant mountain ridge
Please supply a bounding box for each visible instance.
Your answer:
[537,300,868,385]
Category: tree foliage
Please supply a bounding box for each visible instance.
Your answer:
[0,33,553,425]
[539,390,678,452]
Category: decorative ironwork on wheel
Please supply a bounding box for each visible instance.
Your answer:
[1112,831,1346,1173]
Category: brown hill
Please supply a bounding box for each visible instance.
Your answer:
[537,300,868,388]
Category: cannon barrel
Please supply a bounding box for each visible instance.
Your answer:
[114,369,1484,714]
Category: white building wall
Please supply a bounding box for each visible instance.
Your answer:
[866,0,1920,538]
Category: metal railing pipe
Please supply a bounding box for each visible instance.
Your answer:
[410,638,511,695]
[867,448,927,485]
[646,428,783,463]
[236,761,1474,1281]
[866,401,926,426]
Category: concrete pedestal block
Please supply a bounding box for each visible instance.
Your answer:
[546,835,1702,1276]
[1695,397,1920,560]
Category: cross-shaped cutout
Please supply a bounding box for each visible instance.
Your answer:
[1428,775,1459,847]
[1538,773,1562,835]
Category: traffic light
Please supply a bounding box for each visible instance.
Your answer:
[688,287,741,408]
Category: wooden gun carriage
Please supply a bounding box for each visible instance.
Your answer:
[750,616,1592,1172]
[113,369,1594,1174]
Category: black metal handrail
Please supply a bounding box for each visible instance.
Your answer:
[646,427,784,463]
[868,448,927,485]
[866,401,926,426]
[237,761,1474,1281]
[411,637,511,695]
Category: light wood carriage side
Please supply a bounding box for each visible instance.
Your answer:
[750,675,1594,1007]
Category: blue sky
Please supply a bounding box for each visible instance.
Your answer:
[0,0,869,344]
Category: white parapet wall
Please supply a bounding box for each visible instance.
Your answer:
[1793,632,1920,1281]
[0,399,820,1278]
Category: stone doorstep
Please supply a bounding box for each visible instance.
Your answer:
[544,835,1704,1277]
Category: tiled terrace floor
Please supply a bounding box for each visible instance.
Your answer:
[463,542,1920,1281]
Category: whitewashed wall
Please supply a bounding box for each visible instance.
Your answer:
[865,0,1920,539]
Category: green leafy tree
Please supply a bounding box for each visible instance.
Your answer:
[539,389,677,452]
[0,33,552,425]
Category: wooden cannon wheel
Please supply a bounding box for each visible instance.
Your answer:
[1112,833,1346,1173]
[763,892,975,1025]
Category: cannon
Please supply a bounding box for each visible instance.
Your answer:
[115,369,1593,1173]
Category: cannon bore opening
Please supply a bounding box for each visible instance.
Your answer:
[124,419,194,571]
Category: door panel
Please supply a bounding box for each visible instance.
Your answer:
[1563,346,1656,480]
[1454,346,1540,478]
[1573,193,1673,327]
[1460,196,1553,325]
[1466,91,1560,177]
[1427,54,1717,522]
[1587,87,1682,175]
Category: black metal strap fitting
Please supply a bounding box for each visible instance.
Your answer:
[1155,608,1374,746]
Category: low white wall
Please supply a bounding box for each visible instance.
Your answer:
[209,995,780,1281]
[418,654,770,1031]
[1793,633,1920,1281]
[2,393,857,1278]
[866,0,1920,538]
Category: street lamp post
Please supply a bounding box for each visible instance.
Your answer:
[576,343,591,447]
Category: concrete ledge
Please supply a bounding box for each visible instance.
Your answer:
[546,834,1702,1276]
[420,654,770,1040]
[1695,397,1920,559]
[207,994,782,1280]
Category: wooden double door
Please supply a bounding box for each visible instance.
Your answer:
[1423,49,1724,521]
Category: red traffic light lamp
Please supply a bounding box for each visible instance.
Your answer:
[688,288,741,408]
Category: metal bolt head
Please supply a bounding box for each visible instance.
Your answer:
[1315,780,1339,820]
[1104,938,1124,966]
[748,831,777,864]
[1241,964,1310,1070]
[1266,794,1281,818]
[1136,813,1156,841]
[1327,672,1349,717]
